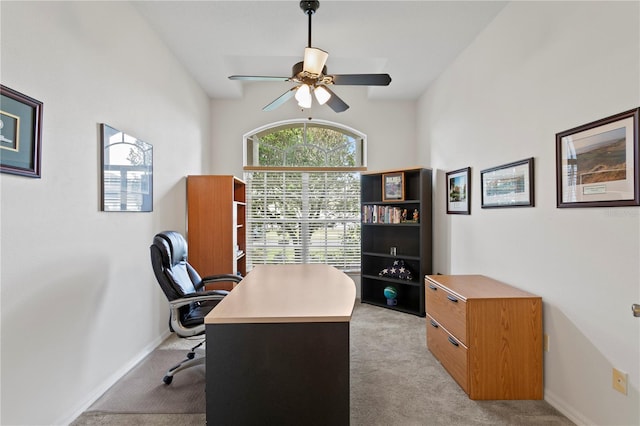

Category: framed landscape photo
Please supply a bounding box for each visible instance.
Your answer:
[446,167,471,214]
[481,158,534,208]
[382,172,404,201]
[0,85,43,177]
[556,108,639,208]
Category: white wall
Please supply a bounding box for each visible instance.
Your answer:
[418,2,639,425]
[0,2,210,425]
[210,83,417,177]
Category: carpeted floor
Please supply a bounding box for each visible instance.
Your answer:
[72,302,574,425]
[87,349,205,414]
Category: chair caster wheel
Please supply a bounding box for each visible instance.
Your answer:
[163,375,173,385]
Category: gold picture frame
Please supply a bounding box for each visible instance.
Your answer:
[382,172,404,202]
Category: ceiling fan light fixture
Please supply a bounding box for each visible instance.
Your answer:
[303,47,329,75]
[228,1,391,113]
[295,84,312,108]
[314,85,331,105]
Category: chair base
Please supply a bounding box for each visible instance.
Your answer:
[162,341,205,385]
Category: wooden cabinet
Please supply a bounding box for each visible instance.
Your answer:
[360,168,432,316]
[425,274,543,400]
[187,175,246,290]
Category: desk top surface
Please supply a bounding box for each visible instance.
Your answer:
[205,264,356,324]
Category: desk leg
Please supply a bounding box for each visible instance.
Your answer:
[206,322,349,426]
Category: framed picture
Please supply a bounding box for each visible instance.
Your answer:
[481,158,534,208]
[556,108,639,208]
[0,85,43,177]
[446,167,471,214]
[382,172,404,201]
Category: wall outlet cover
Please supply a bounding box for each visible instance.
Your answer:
[612,368,628,395]
[543,334,549,352]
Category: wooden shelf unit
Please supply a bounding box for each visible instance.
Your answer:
[425,274,543,400]
[360,168,432,316]
[187,175,246,290]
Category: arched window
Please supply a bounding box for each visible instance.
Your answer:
[243,119,366,272]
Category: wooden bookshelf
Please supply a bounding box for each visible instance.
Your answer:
[187,175,246,290]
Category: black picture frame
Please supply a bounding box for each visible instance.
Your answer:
[556,107,639,208]
[0,85,43,178]
[382,172,404,202]
[446,167,471,215]
[481,158,534,208]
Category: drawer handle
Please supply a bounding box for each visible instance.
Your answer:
[446,295,458,303]
[429,319,439,328]
[428,284,437,291]
[448,336,460,347]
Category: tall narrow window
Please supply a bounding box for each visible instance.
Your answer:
[244,120,366,272]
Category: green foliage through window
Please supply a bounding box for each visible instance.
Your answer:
[246,122,364,168]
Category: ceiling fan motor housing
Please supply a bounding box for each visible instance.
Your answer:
[300,1,320,15]
[292,61,328,84]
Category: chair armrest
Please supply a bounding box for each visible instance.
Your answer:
[202,274,242,284]
[194,274,242,292]
[168,291,228,310]
[168,291,230,337]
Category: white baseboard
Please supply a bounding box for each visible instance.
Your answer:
[58,330,171,425]
[545,388,590,426]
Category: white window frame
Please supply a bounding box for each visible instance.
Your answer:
[243,119,367,272]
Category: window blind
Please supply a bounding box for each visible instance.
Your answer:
[245,171,361,272]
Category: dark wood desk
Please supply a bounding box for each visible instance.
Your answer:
[205,264,356,425]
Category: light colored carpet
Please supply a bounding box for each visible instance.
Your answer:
[349,303,573,426]
[86,349,205,414]
[72,302,574,425]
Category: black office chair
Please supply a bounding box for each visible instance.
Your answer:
[150,231,242,384]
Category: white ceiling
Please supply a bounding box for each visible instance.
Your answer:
[133,1,507,101]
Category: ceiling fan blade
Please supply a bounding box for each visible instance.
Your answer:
[229,75,290,82]
[322,87,349,113]
[331,74,392,86]
[263,87,297,111]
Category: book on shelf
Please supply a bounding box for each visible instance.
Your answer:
[362,205,419,224]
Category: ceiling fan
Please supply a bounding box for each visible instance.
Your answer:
[228,0,392,113]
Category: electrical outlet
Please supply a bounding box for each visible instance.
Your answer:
[543,334,549,352]
[612,368,628,395]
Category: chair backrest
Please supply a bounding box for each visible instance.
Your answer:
[150,231,203,301]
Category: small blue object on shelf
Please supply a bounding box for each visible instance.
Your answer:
[383,286,398,306]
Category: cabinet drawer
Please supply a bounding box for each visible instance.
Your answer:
[425,280,467,344]
[426,315,468,392]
